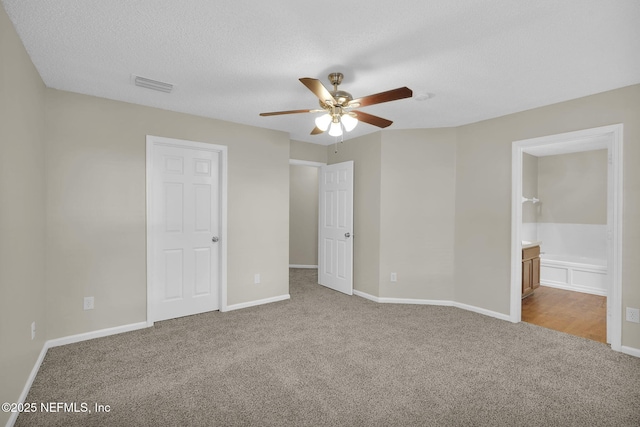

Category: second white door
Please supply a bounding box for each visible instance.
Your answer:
[318,161,354,295]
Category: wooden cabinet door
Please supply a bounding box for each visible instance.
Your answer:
[532,257,540,290]
[522,259,533,296]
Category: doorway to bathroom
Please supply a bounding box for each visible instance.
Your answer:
[510,124,623,351]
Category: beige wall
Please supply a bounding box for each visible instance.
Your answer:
[44,89,290,339]
[522,153,539,223]
[328,134,382,296]
[290,139,328,163]
[455,85,640,348]
[379,129,456,300]
[289,165,318,266]
[0,7,47,425]
[538,150,607,224]
[327,129,457,300]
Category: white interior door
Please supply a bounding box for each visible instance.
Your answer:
[149,139,221,322]
[318,161,354,295]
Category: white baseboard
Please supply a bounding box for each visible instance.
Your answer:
[47,321,149,348]
[352,289,381,303]
[452,301,511,322]
[354,290,639,356]
[383,297,452,306]
[289,264,318,269]
[621,345,640,358]
[6,343,48,427]
[224,294,290,312]
[353,290,510,322]
[355,290,453,307]
[354,291,451,307]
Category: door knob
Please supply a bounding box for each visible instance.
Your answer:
[212,236,219,243]
[345,232,351,238]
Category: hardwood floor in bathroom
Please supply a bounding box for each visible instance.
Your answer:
[521,285,607,344]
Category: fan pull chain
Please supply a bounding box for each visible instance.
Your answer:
[334,121,346,154]
[333,132,345,154]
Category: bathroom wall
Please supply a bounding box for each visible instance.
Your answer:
[537,149,607,259]
[538,150,607,224]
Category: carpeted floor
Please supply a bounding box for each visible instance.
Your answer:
[16,269,640,426]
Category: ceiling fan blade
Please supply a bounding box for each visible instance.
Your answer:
[354,111,393,128]
[350,87,413,108]
[259,109,316,116]
[299,78,336,105]
[310,126,324,135]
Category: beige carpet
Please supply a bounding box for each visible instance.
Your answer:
[16,269,640,426]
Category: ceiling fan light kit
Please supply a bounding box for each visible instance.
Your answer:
[329,120,343,137]
[341,113,358,132]
[315,113,332,131]
[260,72,412,138]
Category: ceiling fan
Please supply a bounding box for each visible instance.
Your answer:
[259,72,413,137]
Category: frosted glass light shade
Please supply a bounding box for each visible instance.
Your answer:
[315,114,332,131]
[341,114,358,132]
[329,121,343,136]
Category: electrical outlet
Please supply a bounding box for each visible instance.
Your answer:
[254,274,261,284]
[31,322,36,340]
[83,296,94,310]
[626,307,640,323]
[390,272,397,282]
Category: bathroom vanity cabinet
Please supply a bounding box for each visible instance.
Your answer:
[522,245,540,298]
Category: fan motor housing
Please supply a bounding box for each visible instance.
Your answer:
[322,73,353,107]
[332,90,353,105]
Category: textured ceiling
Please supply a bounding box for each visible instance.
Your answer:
[3,0,640,145]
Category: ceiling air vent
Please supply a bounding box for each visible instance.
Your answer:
[133,75,173,93]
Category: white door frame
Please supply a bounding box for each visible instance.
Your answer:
[510,124,623,351]
[146,135,228,325]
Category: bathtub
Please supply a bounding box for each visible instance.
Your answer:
[539,254,607,296]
